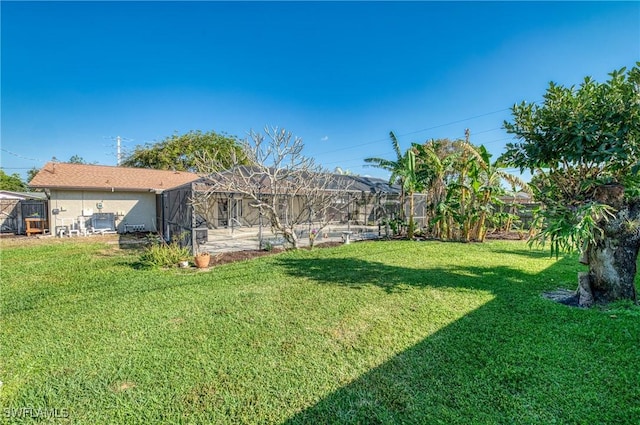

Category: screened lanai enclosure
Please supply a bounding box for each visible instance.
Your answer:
[159,175,428,253]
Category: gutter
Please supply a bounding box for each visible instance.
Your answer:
[29,185,163,192]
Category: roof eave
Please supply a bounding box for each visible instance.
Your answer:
[29,184,166,192]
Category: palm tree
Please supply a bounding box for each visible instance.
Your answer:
[365,131,421,238]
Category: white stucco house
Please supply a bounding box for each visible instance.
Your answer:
[29,162,199,235]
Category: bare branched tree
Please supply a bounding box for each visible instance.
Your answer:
[194,127,353,249]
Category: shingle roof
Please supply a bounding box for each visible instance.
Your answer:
[29,162,200,191]
[334,175,401,194]
[189,167,401,195]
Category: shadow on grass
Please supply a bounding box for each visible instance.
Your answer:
[275,255,549,296]
[276,254,633,424]
[489,247,555,259]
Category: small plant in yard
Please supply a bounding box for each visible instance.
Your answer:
[193,250,211,268]
[139,234,191,268]
[383,218,406,236]
[309,228,318,248]
[192,239,213,268]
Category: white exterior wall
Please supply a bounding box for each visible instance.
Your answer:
[48,189,157,233]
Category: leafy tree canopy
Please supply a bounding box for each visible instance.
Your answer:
[501,63,640,202]
[26,168,39,184]
[68,155,87,164]
[122,130,251,173]
[501,63,640,258]
[0,170,28,191]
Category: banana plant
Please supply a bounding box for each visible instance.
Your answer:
[414,139,459,238]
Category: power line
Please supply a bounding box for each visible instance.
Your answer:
[319,133,517,168]
[104,135,134,165]
[0,148,42,162]
[312,98,544,159]
[0,167,36,170]
[313,110,514,158]
[472,127,503,136]
[397,108,511,138]
[323,132,513,167]
[481,136,515,146]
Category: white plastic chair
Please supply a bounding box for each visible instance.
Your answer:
[56,218,71,237]
[68,220,81,237]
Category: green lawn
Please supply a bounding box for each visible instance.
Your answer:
[1,240,639,424]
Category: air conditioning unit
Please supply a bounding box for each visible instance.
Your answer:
[92,213,115,231]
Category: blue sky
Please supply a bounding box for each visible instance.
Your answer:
[2,1,639,181]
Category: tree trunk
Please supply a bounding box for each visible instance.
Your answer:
[475,192,492,242]
[284,228,298,249]
[270,212,299,249]
[581,237,638,306]
[577,186,639,307]
[408,192,415,239]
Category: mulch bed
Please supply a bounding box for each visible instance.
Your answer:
[208,241,344,266]
[210,249,280,266]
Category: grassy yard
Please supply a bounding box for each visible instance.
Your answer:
[1,239,639,424]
